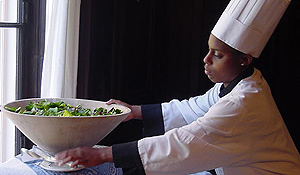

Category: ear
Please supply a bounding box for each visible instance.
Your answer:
[240,54,253,67]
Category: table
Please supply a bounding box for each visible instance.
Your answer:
[0,152,122,175]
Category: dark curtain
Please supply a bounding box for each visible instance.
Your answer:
[77,0,300,149]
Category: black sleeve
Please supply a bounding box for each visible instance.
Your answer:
[112,104,215,175]
[111,104,165,175]
[112,141,146,175]
[141,104,165,137]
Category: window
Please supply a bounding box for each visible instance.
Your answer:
[0,0,21,163]
[0,0,46,162]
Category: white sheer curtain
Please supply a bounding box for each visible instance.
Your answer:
[0,29,17,163]
[41,0,81,98]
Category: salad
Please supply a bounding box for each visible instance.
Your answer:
[4,100,122,117]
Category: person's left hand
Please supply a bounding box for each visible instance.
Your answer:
[55,146,113,167]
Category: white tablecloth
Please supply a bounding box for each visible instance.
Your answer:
[0,148,122,175]
[0,148,211,175]
[0,154,37,175]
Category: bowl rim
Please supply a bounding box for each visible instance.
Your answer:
[2,97,131,119]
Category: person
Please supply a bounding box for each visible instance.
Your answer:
[55,0,300,174]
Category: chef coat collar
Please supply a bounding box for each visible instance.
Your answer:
[219,67,254,98]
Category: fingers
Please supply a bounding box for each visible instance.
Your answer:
[106,99,117,104]
[55,147,105,167]
[107,99,142,121]
[106,99,122,105]
[70,159,80,167]
[106,99,130,107]
[55,149,74,166]
[57,156,72,167]
[57,157,82,168]
[55,147,85,166]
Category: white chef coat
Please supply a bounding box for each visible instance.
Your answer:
[162,83,221,132]
[138,69,300,175]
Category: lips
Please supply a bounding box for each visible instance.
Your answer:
[205,69,210,75]
[204,65,212,75]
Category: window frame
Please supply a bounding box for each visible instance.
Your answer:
[0,0,24,157]
[0,0,46,155]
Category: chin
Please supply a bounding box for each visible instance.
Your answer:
[207,77,216,83]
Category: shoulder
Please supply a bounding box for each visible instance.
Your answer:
[223,69,269,104]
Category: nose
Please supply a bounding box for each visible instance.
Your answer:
[203,51,212,65]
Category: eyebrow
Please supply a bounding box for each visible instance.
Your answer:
[209,47,222,52]
[208,41,222,52]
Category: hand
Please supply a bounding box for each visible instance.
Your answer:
[55,146,113,168]
[107,99,142,121]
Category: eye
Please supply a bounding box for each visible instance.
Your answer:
[213,51,222,58]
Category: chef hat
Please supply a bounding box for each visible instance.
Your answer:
[211,0,291,58]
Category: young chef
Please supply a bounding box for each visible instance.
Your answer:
[55,0,300,174]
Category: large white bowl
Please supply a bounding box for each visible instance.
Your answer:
[2,98,131,155]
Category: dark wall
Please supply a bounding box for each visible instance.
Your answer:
[77,0,300,149]
[77,0,226,104]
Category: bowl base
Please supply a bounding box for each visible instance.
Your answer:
[40,160,85,172]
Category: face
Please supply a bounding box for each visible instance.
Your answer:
[203,34,245,87]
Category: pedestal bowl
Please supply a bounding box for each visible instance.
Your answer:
[2,98,131,155]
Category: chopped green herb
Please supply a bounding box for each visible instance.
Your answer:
[5,100,122,117]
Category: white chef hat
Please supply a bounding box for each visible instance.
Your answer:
[211,0,291,58]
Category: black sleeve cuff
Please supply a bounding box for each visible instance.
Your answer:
[112,141,146,175]
[111,104,164,175]
[141,104,165,137]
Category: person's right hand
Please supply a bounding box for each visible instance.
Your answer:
[106,99,142,122]
[55,146,113,168]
